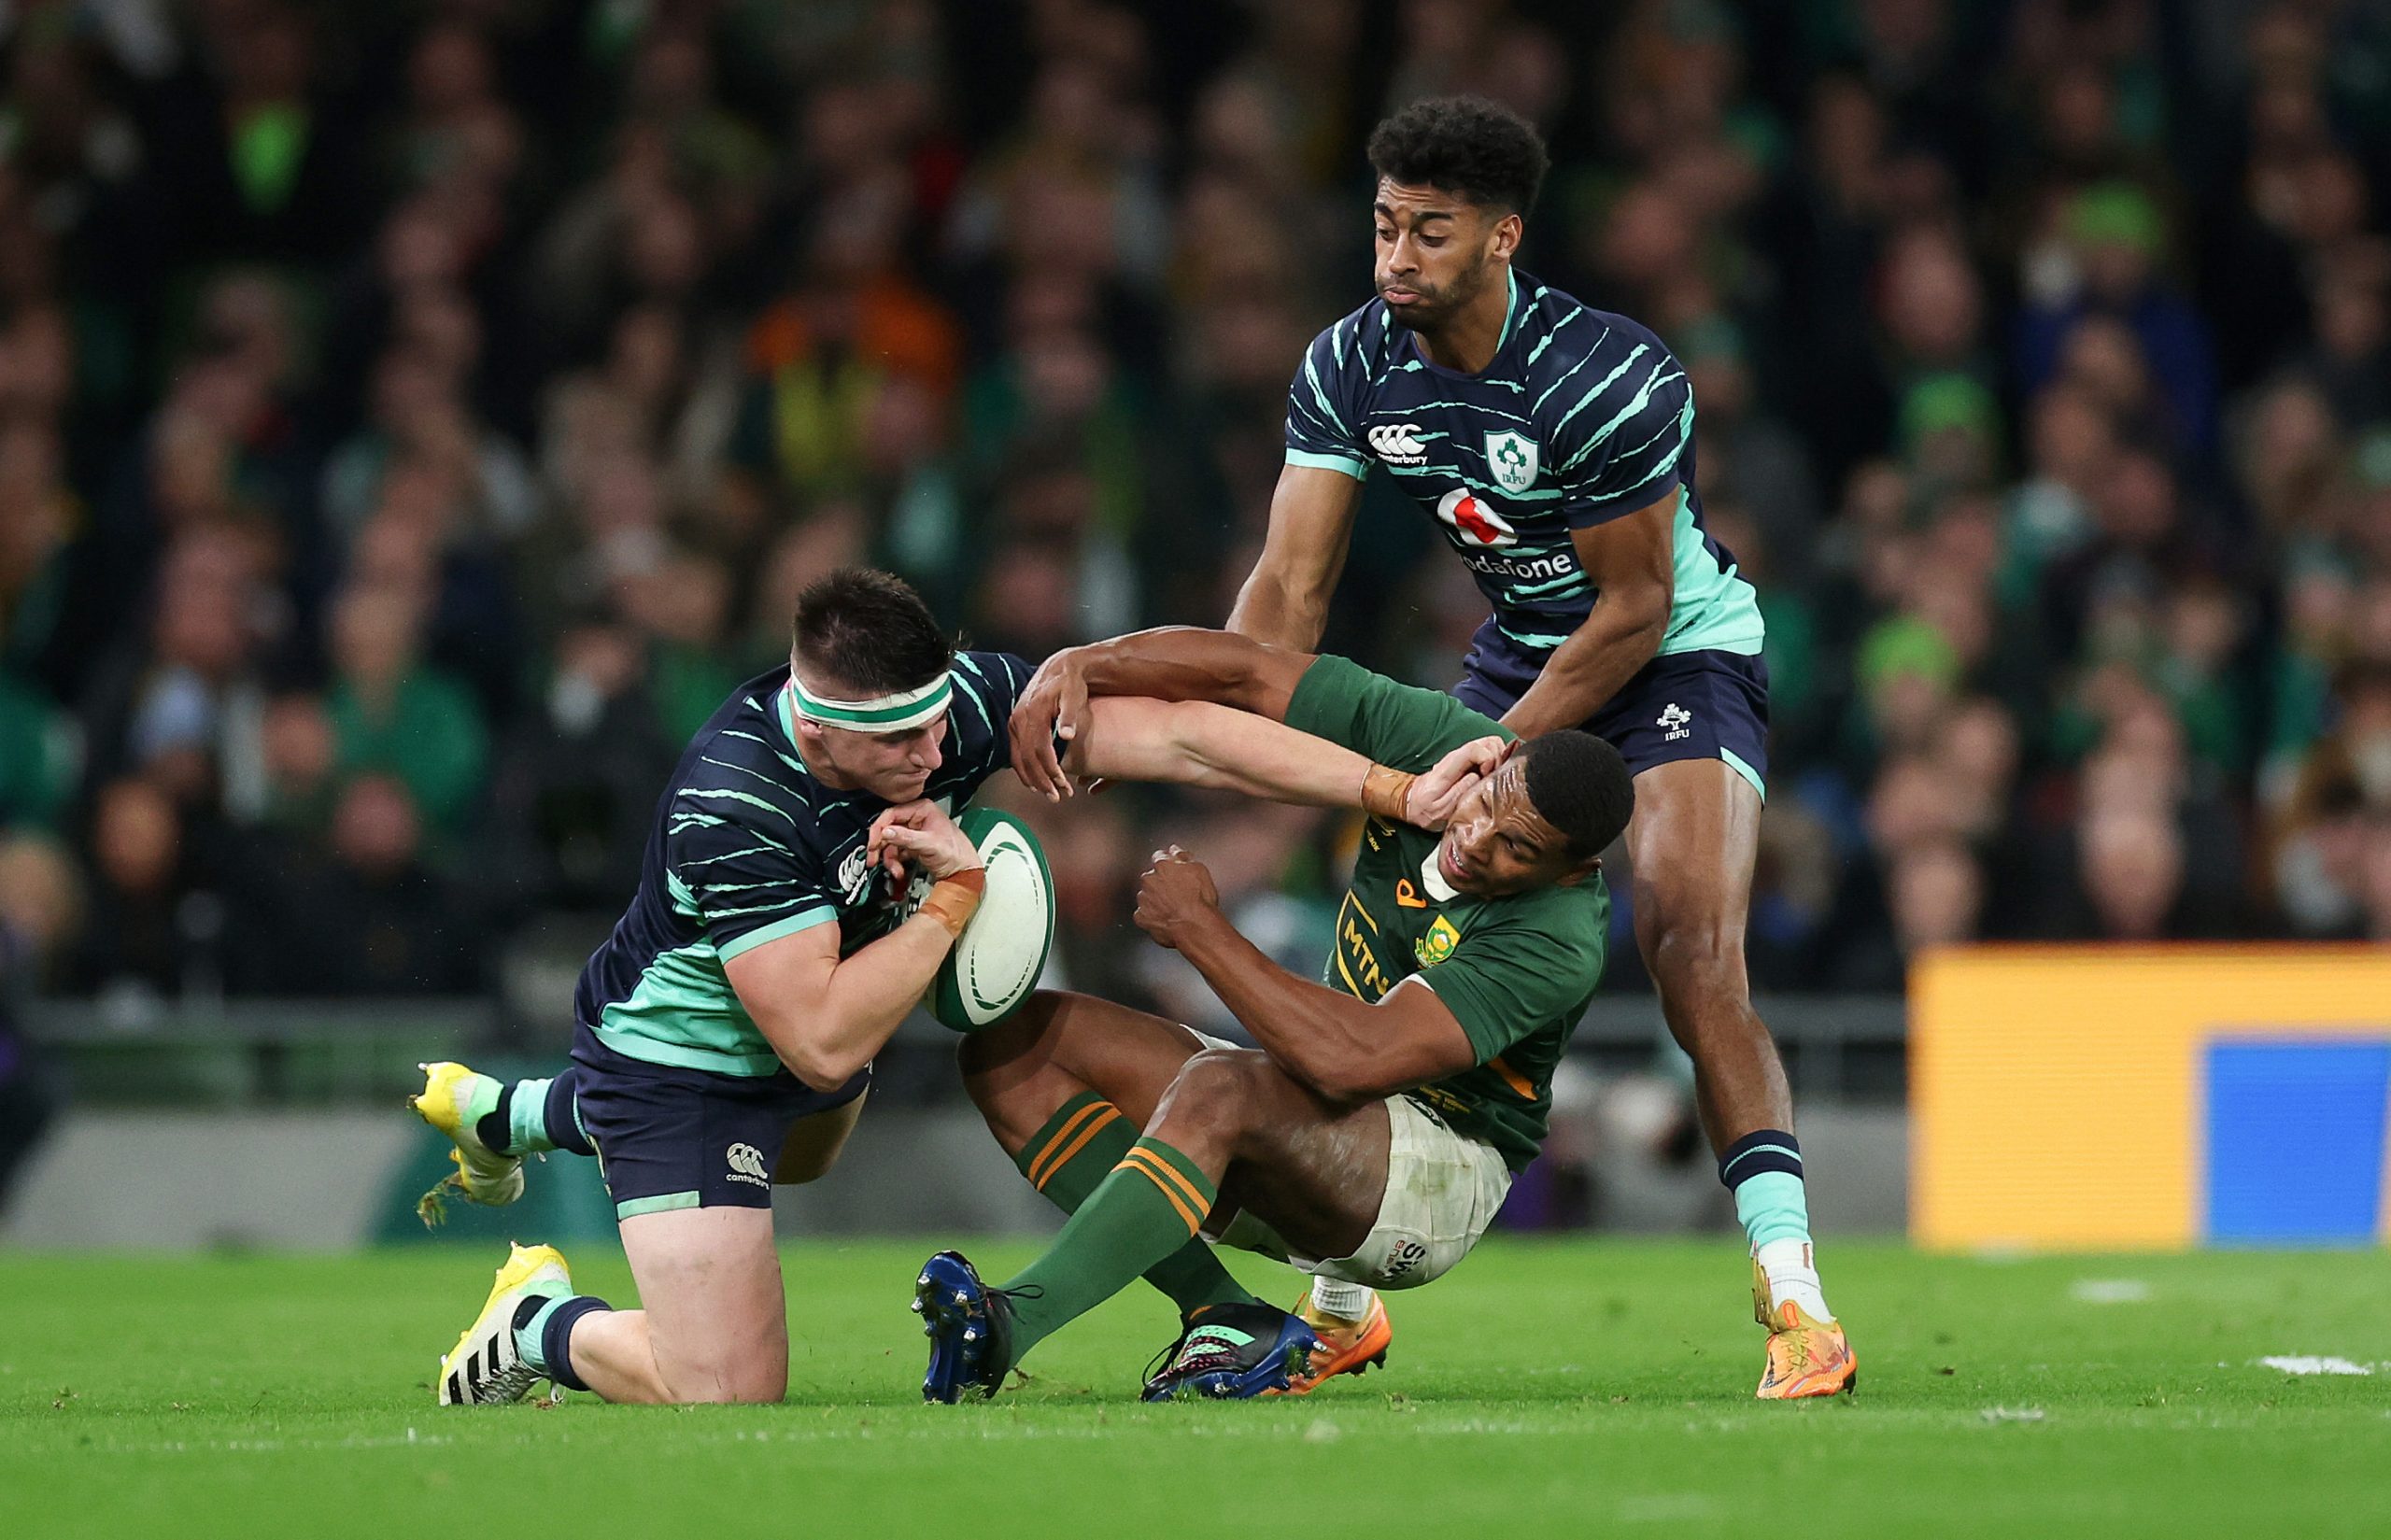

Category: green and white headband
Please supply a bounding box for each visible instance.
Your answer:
[785,671,953,733]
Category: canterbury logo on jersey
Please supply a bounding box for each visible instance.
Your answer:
[837,843,873,904]
[1367,422,1428,464]
[1436,487,1518,548]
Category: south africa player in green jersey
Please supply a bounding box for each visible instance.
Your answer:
[913,626,1634,1401]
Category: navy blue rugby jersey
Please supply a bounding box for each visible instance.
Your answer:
[1284,271,1762,658]
[573,651,1030,1077]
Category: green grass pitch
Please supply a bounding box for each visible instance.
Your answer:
[5,1239,2387,1538]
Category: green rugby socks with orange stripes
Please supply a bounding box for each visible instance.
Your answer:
[1012,1094,1255,1320]
[1001,1133,1232,1358]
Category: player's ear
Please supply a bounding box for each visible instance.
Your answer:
[1554,855,1601,888]
[1491,210,1522,261]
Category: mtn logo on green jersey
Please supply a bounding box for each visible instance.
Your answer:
[1485,430,1538,492]
[1415,915,1462,966]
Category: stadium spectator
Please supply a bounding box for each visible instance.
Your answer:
[0,0,2380,1018]
[323,582,487,839]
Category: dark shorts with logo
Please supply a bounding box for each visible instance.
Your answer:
[1451,618,1771,797]
[569,1023,870,1219]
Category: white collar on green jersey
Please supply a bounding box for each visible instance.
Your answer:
[1421,848,1459,904]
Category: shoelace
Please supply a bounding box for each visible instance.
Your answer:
[1142,1325,1195,1387]
[1155,1325,1252,1382]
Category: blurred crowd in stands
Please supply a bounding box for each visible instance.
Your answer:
[2,0,2390,1033]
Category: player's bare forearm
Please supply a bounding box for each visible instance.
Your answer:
[1069,697,1374,809]
[1502,490,1678,738]
[731,915,955,1091]
[1498,593,1668,739]
[1226,462,1364,649]
[1067,628,1316,720]
[1010,627,1320,800]
[1225,569,1328,651]
[1167,909,1469,1103]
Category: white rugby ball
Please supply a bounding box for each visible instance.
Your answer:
[922,807,1054,1032]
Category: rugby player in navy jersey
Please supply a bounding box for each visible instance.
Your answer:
[1023,97,1852,1398]
[408,569,1490,1406]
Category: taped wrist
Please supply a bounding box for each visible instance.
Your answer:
[1361,763,1419,822]
[918,866,987,938]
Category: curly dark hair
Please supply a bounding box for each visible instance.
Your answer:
[1517,730,1635,860]
[1366,96,1550,217]
[792,567,954,696]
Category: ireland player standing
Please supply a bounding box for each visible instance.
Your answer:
[1224,96,1851,1397]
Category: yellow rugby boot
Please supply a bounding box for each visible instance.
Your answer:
[410,1061,525,1225]
[1270,1290,1393,1395]
[437,1242,573,1406]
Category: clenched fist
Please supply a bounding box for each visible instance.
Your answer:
[1132,845,1220,951]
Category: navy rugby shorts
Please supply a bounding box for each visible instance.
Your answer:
[569,1023,870,1219]
[1451,618,1770,798]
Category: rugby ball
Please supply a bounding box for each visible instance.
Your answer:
[923,807,1055,1032]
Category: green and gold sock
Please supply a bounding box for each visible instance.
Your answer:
[1001,1135,1224,1359]
[1013,1095,1257,1318]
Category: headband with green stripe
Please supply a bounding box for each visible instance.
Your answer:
[785,671,953,732]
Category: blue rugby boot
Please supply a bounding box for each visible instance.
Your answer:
[1140,1303,1323,1402]
[913,1250,1019,1403]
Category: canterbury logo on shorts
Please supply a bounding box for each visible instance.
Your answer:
[726,1142,771,1187]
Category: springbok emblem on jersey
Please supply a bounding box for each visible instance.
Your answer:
[1436,487,1518,548]
[1484,430,1539,493]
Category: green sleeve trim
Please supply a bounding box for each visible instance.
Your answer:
[1719,747,1766,801]
[1284,448,1367,479]
[616,1191,702,1219]
[715,903,836,960]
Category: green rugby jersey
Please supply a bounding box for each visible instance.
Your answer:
[1283,654,1610,1172]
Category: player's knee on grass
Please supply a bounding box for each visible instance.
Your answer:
[646,1311,789,1405]
[617,1207,789,1404]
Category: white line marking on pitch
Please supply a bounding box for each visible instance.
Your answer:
[2256,1356,2373,1376]
[2070,1279,2152,1304]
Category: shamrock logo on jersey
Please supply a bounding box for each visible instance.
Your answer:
[1484,430,1539,493]
[1436,487,1517,548]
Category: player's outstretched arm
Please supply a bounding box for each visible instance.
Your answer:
[720,802,983,1091]
[1008,626,1320,799]
[1133,847,1478,1103]
[1061,696,1502,828]
[1227,462,1365,651]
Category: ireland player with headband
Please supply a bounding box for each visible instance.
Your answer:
[411,570,1490,1407]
